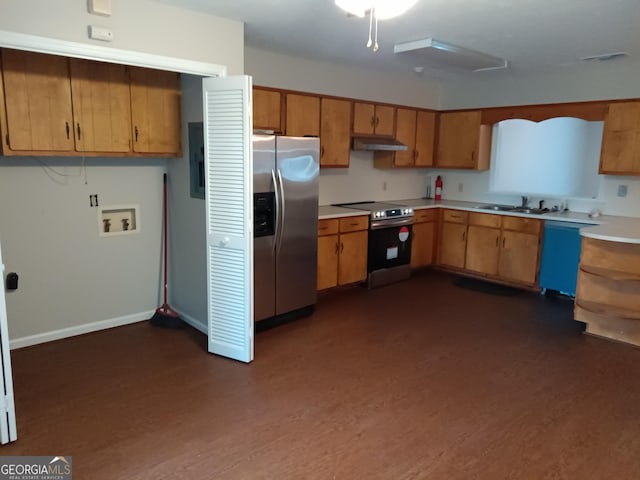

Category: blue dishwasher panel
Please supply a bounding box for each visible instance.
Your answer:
[539,221,583,297]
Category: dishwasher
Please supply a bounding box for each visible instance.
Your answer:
[539,221,584,297]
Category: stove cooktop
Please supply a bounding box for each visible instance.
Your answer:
[332,201,413,219]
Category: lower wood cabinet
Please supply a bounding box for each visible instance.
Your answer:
[575,237,640,346]
[411,208,438,268]
[438,210,469,269]
[438,209,542,287]
[317,216,368,290]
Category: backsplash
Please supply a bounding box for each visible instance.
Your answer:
[319,151,429,205]
[320,154,640,218]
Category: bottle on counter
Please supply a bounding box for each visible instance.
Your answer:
[435,175,443,201]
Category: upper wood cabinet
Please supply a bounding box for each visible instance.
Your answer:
[253,87,283,133]
[415,110,436,167]
[599,102,640,175]
[129,67,181,155]
[374,108,436,169]
[436,111,491,170]
[353,102,395,137]
[1,49,74,152]
[70,59,132,153]
[286,93,320,137]
[320,97,351,168]
[0,49,181,157]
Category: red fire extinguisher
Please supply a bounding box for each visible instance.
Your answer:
[435,175,443,201]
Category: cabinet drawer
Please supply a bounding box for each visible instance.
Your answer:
[502,216,541,235]
[414,208,438,223]
[468,212,501,228]
[318,219,339,236]
[581,238,640,274]
[442,209,468,224]
[339,216,369,233]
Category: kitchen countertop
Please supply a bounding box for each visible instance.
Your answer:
[320,198,640,244]
[318,206,369,219]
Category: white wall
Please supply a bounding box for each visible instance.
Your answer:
[440,61,640,110]
[0,0,244,74]
[167,75,207,332]
[246,46,440,108]
[0,0,244,344]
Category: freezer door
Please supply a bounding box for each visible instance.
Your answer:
[275,136,319,315]
[253,135,277,322]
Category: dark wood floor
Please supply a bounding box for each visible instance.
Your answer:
[4,270,640,479]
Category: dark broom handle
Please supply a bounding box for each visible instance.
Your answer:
[163,173,168,305]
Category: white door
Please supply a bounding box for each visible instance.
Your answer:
[0,242,17,443]
[202,75,254,363]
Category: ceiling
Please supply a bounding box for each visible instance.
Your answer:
[157,0,640,81]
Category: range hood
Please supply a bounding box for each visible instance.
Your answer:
[352,137,408,152]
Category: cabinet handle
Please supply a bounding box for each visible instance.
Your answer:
[335,241,339,254]
[503,237,506,248]
[349,222,359,227]
[76,123,81,140]
[321,146,325,158]
[370,116,375,128]
[375,116,380,127]
[496,236,499,247]
[462,231,466,241]
[135,126,139,142]
[65,122,70,140]
[340,242,344,253]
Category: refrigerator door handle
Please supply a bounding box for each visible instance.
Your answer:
[276,169,286,256]
[271,169,280,256]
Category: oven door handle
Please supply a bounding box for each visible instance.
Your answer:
[370,217,414,230]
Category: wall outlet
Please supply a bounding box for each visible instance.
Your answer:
[617,184,628,197]
[458,182,464,193]
[382,181,387,191]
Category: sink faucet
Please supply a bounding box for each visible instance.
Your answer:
[521,196,529,208]
[539,199,545,210]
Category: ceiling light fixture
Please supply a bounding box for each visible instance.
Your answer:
[394,38,508,72]
[336,0,419,52]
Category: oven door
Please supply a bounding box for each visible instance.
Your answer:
[368,217,413,272]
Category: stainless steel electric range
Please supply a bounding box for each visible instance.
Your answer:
[333,202,414,288]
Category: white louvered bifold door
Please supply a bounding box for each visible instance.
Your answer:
[0,242,17,443]
[202,76,254,363]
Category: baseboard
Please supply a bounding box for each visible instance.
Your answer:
[9,310,155,350]
[174,308,207,334]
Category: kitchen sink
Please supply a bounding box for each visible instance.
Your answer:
[474,204,519,212]
[474,204,549,215]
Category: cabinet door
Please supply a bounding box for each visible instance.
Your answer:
[439,222,467,269]
[1,49,74,152]
[415,110,435,167]
[437,111,482,168]
[320,98,351,167]
[599,102,640,175]
[394,108,417,167]
[339,230,368,285]
[353,102,375,135]
[411,221,435,268]
[498,231,540,284]
[70,59,132,153]
[286,93,320,137]
[465,225,500,275]
[253,87,283,133]
[374,105,395,136]
[317,234,339,290]
[130,67,181,154]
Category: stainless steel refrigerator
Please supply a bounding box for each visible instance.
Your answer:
[253,135,319,323]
